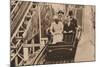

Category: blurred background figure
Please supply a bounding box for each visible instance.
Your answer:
[46,27,53,44]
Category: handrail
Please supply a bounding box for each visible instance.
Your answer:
[48,48,72,53]
[24,45,47,65]
[33,45,47,64]
[48,45,73,48]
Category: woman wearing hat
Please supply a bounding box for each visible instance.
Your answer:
[50,15,64,44]
[58,10,65,23]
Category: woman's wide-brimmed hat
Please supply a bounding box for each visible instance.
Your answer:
[58,10,64,14]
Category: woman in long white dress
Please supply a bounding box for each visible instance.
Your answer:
[50,15,64,44]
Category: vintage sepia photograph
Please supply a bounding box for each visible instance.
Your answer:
[10,0,95,67]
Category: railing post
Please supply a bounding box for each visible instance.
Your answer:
[38,4,41,45]
[23,40,29,62]
[15,56,18,66]
[32,39,34,54]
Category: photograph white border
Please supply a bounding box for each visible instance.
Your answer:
[0,0,98,67]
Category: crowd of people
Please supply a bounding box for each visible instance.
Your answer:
[47,10,78,44]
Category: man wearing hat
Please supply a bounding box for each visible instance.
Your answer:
[50,15,64,44]
[64,10,78,33]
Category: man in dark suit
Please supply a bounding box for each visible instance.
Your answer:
[64,11,78,33]
[64,16,77,33]
[63,11,78,43]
